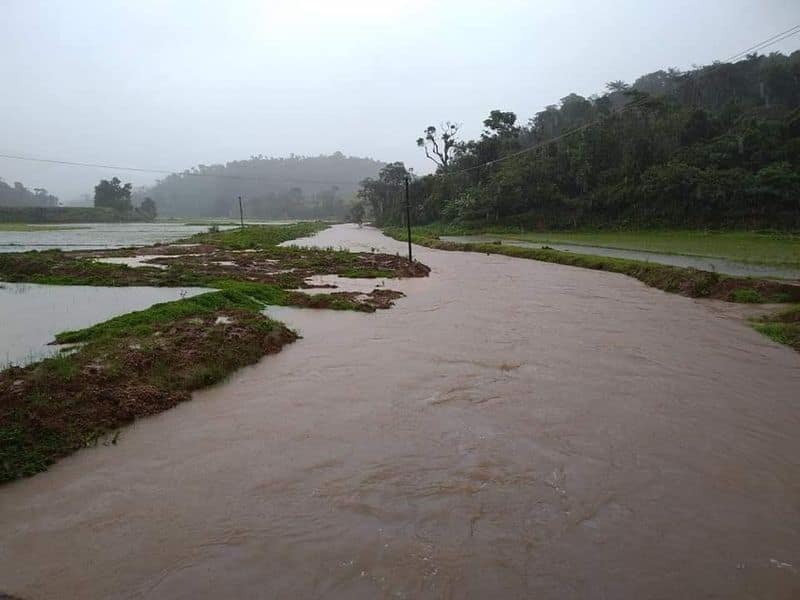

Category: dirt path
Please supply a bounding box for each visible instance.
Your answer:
[1,224,798,599]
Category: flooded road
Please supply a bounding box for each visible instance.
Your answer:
[1,225,799,599]
[0,283,209,366]
[441,234,800,279]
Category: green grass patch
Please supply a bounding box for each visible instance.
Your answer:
[386,226,800,304]
[729,288,764,303]
[752,305,800,351]
[338,268,393,278]
[0,223,89,231]
[405,224,800,268]
[189,222,329,249]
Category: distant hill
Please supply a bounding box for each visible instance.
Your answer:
[142,152,386,218]
[0,178,59,208]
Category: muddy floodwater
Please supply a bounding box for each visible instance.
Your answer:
[442,234,800,279]
[0,283,210,366]
[1,225,799,599]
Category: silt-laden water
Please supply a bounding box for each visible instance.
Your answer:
[0,225,798,599]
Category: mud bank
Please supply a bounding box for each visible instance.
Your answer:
[0,225,799,599]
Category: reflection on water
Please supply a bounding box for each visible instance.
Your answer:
[0,282,210,366]
[441,234,800,279]
[1,225,799,599]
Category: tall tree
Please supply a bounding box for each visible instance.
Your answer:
[416,122,461,168]
[94,177,133,212]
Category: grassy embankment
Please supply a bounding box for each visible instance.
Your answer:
[753,306,800,352]
[0,206,150,224]
[385,224,800,351]
[401,224,800,268]
[0,222,428,482]
[0,223,89,232]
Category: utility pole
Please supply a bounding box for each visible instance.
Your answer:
[404,174,412,263]
[238,196,244,229]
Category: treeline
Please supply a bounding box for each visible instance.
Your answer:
[0,206,137,223]
[0,179,59,208]
[359,51,800,230]
[144,152,385,218]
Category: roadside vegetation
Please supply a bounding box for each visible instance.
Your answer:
[386,223,800,268]
[386,226,800,303]
[752,306,800,352]
[0,223,429,483]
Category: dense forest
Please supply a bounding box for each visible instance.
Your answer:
[358,51,800,230]
[0,178,59,208]
[142,153,385,218]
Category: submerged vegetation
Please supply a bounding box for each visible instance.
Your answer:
[0,223,430,482]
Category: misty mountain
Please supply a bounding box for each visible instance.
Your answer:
[141,152,385,219]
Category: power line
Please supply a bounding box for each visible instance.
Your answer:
[2,25,798,187]
[431,24,800,180]
[722,24,800,63]
[0,153,363,186]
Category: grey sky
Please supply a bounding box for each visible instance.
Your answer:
[2,0,799,202]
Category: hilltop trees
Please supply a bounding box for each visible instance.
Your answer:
[364,50,800,229]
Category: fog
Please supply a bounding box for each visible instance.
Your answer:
[1,0,799,202]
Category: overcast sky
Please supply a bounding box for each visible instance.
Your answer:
[1,0,799,202]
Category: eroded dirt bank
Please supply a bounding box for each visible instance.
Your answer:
[1,225,799,599]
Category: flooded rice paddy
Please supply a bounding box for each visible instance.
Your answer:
[1,225,799,599]
[441,234,800,279]
[0,221,246,253]
[0,283,210,367]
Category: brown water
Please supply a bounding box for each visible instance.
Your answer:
[1,225,799,599]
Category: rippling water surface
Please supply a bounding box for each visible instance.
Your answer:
[1,225,798,599]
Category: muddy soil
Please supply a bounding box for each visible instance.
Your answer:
[0,225,798,599]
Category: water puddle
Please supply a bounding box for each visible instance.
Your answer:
[300,274,389,294]
[0,282,210,366]
[441,235,800,279]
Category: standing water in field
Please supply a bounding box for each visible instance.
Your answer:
[0,225,798,599]
[0,283,210,366]
[0,222,251,253]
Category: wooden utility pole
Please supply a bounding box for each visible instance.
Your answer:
[404,175,412,263]
[238,196,244,229]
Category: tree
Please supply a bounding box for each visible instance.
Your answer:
[94,177,133,212]
[416,122,461,168]
[606,80,629,93]
[138,197,157,220]
[482,110,519,138]
[349,201,365,225]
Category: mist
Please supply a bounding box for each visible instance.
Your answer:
[1,0,799,203]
